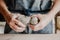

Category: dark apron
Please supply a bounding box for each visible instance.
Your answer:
[4,0,52,33]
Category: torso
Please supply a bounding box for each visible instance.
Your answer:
[5,0,52,15]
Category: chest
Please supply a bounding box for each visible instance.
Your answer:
[5,0,52,11]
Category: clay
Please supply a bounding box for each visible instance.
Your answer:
[12,13,39,25]
[30,16,38,25]
[18,15,31,25]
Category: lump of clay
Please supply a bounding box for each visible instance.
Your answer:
[30,16,38,25]
[18,15,31,25]
[12,13,39,25]
[12,13,31,25]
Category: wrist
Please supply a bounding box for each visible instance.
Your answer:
[3,11,12,22]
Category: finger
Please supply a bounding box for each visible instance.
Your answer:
[9,22,26,32]
[13,26,25,32]
[16,28,26,32]
[10,25,25,32]
[14,19,26,28]
[35,23,44,30]
[29,24,34,30]
[9,22,22,30]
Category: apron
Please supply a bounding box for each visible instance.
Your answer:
[5,0,52,16]
[4,0,53,34]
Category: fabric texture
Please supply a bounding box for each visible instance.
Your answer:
[4,0,54,34]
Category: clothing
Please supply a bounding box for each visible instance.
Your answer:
[4,0,54,34]
[5,0,52,15]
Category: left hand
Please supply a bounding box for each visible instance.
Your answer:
[29,14,52,31]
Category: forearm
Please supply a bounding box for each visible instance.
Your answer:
[0,0,11,21]
[48,0,60,18]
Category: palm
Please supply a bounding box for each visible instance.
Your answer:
[30,14,52,31]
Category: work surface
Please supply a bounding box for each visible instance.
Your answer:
[0,22,60,40]
[0,30,60,40]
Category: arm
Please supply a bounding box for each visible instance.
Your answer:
[0,0,11,22]
[0,0,26,32]
[48,0,60,18]
[30,0,60,31]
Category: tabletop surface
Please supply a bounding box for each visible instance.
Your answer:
[0,26,60,40]
[0,21,60,40]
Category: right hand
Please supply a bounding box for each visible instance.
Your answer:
[5,13,26,32]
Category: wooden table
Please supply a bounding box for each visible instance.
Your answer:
[0,19,58,40]
[0,22,59,40]
[0,31,60,40]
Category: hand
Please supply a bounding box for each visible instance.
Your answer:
[29,14,52,31]
[6,13,26,32]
